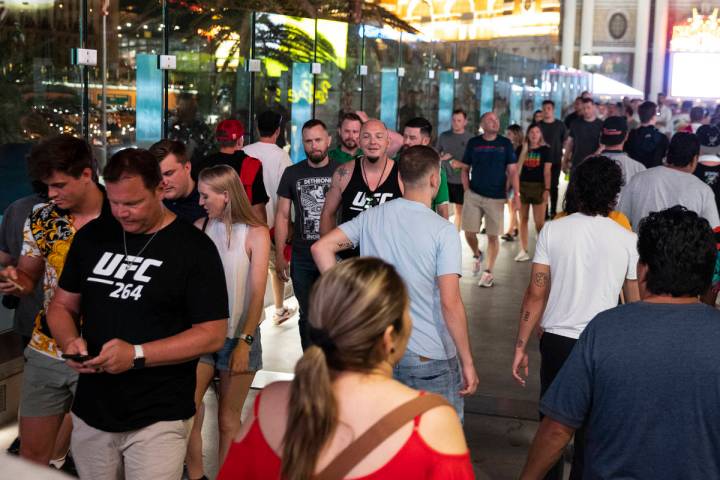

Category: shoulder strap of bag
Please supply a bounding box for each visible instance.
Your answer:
[201,216,209,232]
[314,393,450,480]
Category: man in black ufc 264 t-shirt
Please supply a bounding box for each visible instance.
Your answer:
[47,148,228,480]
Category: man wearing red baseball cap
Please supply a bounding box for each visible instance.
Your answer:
[197,119,269,222]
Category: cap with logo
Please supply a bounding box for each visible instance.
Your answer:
[600,116,628,146]
[215,119,245,143]
[697,124,720,156]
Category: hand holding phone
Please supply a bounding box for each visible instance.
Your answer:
[62,353,93,362]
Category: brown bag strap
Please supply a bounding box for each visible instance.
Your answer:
[314,393,450,480]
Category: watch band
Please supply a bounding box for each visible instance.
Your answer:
[239,334,254,346]
[132,344,145,369]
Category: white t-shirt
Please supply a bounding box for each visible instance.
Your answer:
[533,213,638,339]
[618,165,720,231]
[243,142,292,228]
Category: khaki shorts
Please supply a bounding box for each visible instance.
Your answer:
[20,346,78,417]
[461,190,505,236]
[520,181,546,205]
[71,413,192,480]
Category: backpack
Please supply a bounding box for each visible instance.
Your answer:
[625,126,667,169]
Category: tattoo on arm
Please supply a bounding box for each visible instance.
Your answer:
[522,310,530,322]
[337,241,353,250]
[337,167,348,178]
[533,272,549,288]
[516,338,525,348]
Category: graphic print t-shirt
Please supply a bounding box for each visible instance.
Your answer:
[277,159,337,256]
[59,217,228,432]
[520,146,551,183]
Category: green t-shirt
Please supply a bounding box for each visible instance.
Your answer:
[391,152,449,210]
[329,147,362,164]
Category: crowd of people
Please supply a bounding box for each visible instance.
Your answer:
[1,88,720,480]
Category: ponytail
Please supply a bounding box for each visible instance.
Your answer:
[281,346,338,480]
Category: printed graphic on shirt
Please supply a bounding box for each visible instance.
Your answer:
[703,171,720,187]
[87,252,163,301]
[297,176,332,241]
[22,203,76,359]
[349,192,396,212]
[525,151,542,168]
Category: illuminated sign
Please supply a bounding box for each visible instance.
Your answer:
[382,0,560,41]
[670,8,720,53]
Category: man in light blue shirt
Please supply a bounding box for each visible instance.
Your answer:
[312,145,479,418]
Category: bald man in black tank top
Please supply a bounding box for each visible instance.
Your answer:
[320,119,402,258]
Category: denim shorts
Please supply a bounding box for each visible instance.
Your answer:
[199,328,262,372]
[393,350,464,422]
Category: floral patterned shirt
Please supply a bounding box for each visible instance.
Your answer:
[22,202,76,359]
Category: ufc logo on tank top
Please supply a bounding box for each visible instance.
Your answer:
[350,192,396,212]
[87,252,163,301]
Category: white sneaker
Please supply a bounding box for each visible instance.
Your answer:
[478,271,494,287]
[514,250,530,262]
[273,306,298,325]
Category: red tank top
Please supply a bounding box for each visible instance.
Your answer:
[217,393,474,480]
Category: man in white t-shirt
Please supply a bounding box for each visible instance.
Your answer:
[618,132,720,232]
[243,110,295,323]
[512,156,640,480]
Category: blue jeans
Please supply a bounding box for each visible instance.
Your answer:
[394,350,464,422]
[290,252,321,351]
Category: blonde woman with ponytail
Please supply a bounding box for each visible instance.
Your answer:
[185,165,270,480]
[218,258,473,480]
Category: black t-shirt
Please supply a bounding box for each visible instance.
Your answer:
[538,119,567,164]
[520,146,552,183]
[59,216,228,432]
[694,162,720,214]
[564,111,579,129]
[569,118,603,168]
[277,159,337,256]
[163,187,206,224]
[625,125,669,169]
[196,151,270,206]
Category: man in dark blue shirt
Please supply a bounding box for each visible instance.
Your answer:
[452,112,519,287]
[521,206,720,480]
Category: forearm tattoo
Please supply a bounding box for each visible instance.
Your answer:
[516,338,525,348]
[521,310,530,322]
[533,272,549,288]
[337,241,353,250]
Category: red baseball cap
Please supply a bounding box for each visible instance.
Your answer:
[216,119,245,142]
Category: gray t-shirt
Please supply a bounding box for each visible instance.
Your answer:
[339,198,462,359]
[437,130,473,184]
[618,165,720,231]
[0,194,44,337]
[541,302,720,479]
[601,150,646,204]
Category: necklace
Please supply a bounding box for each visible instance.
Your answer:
[123,230,159,267]
[361,156,389,192]
[122,212,167,267]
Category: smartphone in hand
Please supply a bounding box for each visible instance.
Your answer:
[61,353,93,362]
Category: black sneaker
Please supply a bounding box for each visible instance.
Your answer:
[480,227,487,234]
[6,437,20,456]
[501,233,514,241]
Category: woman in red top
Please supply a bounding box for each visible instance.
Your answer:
[218,258,474,480]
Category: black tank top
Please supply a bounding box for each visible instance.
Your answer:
[341,158,402,223]
[338,157,402,258]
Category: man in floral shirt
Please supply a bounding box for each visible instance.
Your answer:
[0,135,107,467]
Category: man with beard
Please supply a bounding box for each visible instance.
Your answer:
[328,112,363,164]
[275,119,337,349]
[320,119,402,259]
